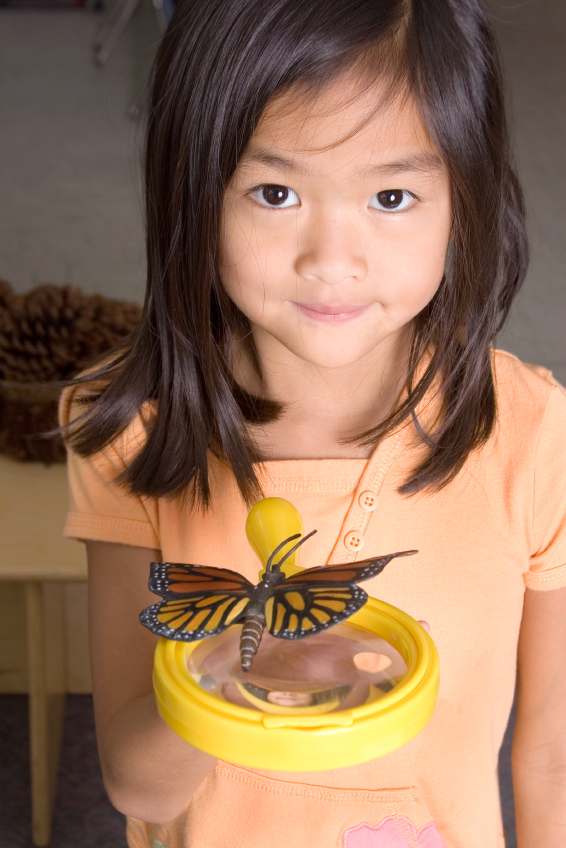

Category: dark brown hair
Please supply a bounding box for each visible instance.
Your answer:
[66,0,528,506]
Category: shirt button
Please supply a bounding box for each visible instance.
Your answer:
[344,531,365,552]
[358,491,377,512]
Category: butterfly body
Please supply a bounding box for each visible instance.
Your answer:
[140,533,417,671]
[238,566,287,669]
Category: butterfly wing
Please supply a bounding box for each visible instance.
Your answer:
[148,561,255,597]
[265,583,367,639]
[282,549,418,589]
[140,562,255,641]
[264,550,417,640]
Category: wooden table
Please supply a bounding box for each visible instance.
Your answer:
[0,455,88,846]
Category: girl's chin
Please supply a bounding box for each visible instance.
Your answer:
[283,344,390,371]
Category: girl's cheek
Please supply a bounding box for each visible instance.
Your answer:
[220,216,255,270]
[222,201,278,271]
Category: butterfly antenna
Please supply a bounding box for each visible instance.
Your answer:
[265,534,301,574]
[272,529,317,573]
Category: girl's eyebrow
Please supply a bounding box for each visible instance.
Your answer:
[361,152,444,177]
[240,149,444,178]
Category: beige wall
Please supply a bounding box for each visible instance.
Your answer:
[0,1,564,382]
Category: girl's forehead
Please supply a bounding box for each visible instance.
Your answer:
[243,76,442,174]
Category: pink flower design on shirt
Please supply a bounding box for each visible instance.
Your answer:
[343,817,447,848]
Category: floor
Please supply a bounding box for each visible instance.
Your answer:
[0,695,127,848]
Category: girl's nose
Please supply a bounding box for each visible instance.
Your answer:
[294,216,368,286]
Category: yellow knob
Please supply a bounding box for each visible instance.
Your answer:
[246,498,304,577]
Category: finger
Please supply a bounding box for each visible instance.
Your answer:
[418,619,430,633]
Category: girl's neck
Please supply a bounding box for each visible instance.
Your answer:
[236,328,411,461]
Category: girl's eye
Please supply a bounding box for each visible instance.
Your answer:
[250,184,300,208]
[369,190,415,212]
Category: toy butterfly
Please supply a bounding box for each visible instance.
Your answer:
[140,530,417,671]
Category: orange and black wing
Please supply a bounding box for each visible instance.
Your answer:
[265,582,367,639]
[148,561,255,597]
[140,562,254,642]
[282,550,418,590]
[264,550,417,640]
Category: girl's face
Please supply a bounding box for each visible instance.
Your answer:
[221,77,452,375]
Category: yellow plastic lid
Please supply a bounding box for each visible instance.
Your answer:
[153,596,439,771]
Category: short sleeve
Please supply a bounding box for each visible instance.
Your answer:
[525,382,566,590]
[59,387,160,549]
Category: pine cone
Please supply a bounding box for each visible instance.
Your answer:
[0,282,142,382]
[0,278,13,313]
[0,280,142,462]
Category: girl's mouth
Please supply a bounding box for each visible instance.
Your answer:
[294,303,369,323]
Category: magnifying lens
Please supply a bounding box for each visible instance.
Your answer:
[150,498,439,770]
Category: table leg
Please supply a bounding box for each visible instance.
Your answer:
[26,583,67,847]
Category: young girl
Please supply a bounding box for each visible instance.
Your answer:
[61,0,566,846]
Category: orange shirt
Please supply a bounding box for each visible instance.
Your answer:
[62,351,566,848]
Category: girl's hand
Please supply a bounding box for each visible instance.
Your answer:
[87,541,218,823]
[418,620,431,633]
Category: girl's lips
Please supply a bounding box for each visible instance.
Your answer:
[295,303,369,323]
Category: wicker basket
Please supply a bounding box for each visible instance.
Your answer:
[0,380,66,463]
[0,281,142,464]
